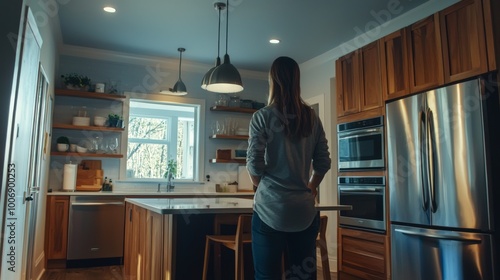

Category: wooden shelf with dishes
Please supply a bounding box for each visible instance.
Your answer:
[52,123,124,132]
[210,106,256,114]
[55,88,126,101]
[209,158,246,164]
[51,151,123,158]
[209,134,248,140]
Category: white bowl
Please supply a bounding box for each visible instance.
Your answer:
[76,146,88,153]
[94,116,106,126]
[57,143,69,152]
[72,116,90,126]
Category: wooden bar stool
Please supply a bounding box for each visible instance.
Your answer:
[202,214,252,280]
[316,215,331,280]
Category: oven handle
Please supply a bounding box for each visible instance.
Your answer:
[339,187,384,192]
[338,127,382,138]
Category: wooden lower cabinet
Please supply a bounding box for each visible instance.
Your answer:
[338,227,390,280]
[45,195,69,268]
[124,203,173,280]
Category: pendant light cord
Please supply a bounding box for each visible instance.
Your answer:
[225,0,229,55]
[217,5,221,60]
[178,49,183,80]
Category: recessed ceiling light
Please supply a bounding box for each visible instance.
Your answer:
[103,6,116,13]
[269,39,280,44]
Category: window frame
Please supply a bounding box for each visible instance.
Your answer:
[120,92,205,183]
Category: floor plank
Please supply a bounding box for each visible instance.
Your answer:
[41,265,337,279]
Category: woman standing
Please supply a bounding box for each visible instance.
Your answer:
[247,56,331,279]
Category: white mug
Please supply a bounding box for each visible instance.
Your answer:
[95,83,105,93]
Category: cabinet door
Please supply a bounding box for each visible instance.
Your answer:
[124,204,146,279]
[408,14,444,93]
[338,227,388,280]
[440,0,488,83]
[483,0,499,72]
[380,29,410,101]
[144,211,164,280]
[360,41,383,111]
[336,51,360,117]
[123,202,134,277]
[45,196,69,260]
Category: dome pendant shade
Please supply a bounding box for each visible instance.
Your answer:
[167,47,188,96]
[201,57,221,90]
[206,54,243,93]
[171,79,187,95]
[201,2,225,90]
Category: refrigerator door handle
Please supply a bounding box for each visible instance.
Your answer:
[395,228,482,243]
[419,109,429,211]
[426,108,437,213]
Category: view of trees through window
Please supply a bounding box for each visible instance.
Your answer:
[126,100,196,180]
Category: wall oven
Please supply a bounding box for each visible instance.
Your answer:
[337,116,384,171]
[338,176,386,232]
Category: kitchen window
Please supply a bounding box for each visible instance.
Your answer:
[125,98,203,181]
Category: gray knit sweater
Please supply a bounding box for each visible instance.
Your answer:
[246,105,331,232]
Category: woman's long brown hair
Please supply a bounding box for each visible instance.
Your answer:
[268,56,314,139]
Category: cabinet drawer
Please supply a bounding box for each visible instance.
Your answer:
[339,227,388,280]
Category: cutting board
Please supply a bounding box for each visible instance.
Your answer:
[76,160,103,191]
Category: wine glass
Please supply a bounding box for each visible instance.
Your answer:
[107,137,119,154]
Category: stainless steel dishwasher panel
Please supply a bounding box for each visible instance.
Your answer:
[67,196,125,260]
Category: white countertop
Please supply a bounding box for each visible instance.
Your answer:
[47,190,254,196]
[125,197,352,215]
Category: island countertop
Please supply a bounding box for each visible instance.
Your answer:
[125,197,352,214]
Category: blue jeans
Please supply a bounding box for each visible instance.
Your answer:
[252,211,320,280]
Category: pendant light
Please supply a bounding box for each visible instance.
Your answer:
[164,47,188,96]
[205,0,243,93]
[201,2,225,90]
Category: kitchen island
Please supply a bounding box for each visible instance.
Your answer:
[123,197,351,280]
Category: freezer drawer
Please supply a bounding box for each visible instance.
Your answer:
[67,196,125,260]
[391,224,495,280]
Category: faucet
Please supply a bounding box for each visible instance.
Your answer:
[166,173,175,192]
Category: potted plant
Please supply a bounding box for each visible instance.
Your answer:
[56,136,70,152]
[108,113,120,127]
[61,73,91,91]
[164,159,177,190]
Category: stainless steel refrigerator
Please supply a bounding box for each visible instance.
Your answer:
[386,77,500,280]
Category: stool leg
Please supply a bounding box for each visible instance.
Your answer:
[318,240,331,280]
[202,238,211,280]
[214,243,222,280]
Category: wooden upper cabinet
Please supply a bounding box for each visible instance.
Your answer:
[483,0,499,72]
[407,14,444,94]
[440,0,488,83]
[336,51,360,117]
[380,29,410,101]
[360,41,383,111]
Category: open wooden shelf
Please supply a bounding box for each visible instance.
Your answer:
[51,152,123,158]
[209,134,248,140]
[52,123,124,132]
[55,88,126,101]
[209,158,246,164]
[210,106,256,114]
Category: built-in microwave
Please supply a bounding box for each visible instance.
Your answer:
[337,116,384,171]
[338,176,386,232]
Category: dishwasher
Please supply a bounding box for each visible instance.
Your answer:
[67,196,125,266]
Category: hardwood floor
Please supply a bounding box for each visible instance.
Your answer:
[41,266,124,280]
[41,265,338,279]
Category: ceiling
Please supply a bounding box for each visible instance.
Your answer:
[57,0,430,72]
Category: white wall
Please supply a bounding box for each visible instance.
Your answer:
[54,47,269,190]
[299,0,459,271]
